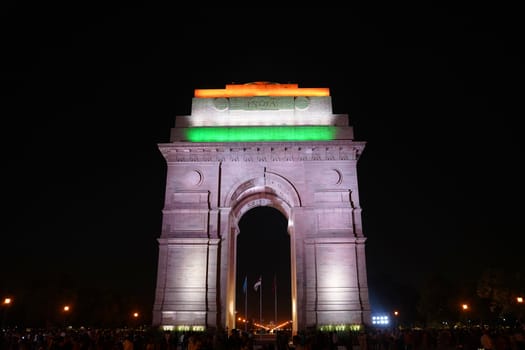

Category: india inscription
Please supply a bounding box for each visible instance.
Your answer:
[229,96,295,110]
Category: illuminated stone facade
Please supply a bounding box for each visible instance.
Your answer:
[152,82,371,333]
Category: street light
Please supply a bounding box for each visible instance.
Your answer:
[62,305,71,327]
[518,296,524,323]
[460,304,471,327]
[2,297,13,328]
[393,310,400,329]
[131,312,141,328]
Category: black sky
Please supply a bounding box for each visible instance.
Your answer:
[2,4,523,324]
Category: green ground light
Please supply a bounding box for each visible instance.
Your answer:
[186,126,337,142]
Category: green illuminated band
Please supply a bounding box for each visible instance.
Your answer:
[186,126,337,142]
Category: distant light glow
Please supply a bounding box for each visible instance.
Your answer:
[372,315,390,325]
[186,126,337,142]
[161,325,204,332]
[270,320,293,333]
[319,324,360,332]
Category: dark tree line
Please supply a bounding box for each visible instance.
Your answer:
[2,274,151,328]
[416,268,524,328]
[2,268,523,329]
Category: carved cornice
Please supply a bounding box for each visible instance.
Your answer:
[159,141,366,163]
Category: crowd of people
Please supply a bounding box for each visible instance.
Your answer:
[1,325,524,350]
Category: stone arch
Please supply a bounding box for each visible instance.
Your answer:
[231,191,291,229]
[224,175,300,333]
[224,170,302,211]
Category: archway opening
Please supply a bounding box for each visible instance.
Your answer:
[235,206,292,331]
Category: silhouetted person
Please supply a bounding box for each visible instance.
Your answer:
[480,330,493,350]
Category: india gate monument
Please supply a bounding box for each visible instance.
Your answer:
[152,82,372,333]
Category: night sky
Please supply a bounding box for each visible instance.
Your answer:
[2,4,523,325]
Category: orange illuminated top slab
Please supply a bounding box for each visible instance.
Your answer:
[194,81,330,98]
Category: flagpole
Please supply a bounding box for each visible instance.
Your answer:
[242,276,248,332]
[274,274,277,324]
[254,276,262,326]
[259,279,262,325]
[245,278,248,332]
